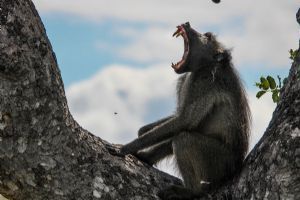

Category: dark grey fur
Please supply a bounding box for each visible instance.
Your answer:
[121,22,251,199]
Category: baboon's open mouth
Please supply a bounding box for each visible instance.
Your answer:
[172,25,189,72]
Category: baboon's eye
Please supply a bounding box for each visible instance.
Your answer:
[184,22,191,28]
[204,32,213,40]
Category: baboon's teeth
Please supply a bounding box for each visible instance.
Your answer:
[176,31,183,38]
[172,27,181,37]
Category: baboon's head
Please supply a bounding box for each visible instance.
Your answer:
[172,22,230,74]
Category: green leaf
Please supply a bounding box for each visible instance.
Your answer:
[260,77,269,90]
[256,90,266,99]
[255,75,285,103]
[255,82,263,89]
[267,76,276,89]
[272,89,280,103]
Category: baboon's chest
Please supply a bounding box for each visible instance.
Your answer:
[177,73,210,113]
[177,74,193,111]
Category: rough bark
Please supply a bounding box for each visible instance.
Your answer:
[0,1,181,199]
[0,0,299,199]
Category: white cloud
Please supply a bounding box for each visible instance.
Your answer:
[219,1,299,67]
[248,92,276,151]
[32,0,246,24]
[32,1,298,27]
[113,26,183,64]
[66,64,177,143]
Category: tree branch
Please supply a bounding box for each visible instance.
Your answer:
[0,1,180,199]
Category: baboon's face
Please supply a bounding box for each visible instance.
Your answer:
[172,22,219,74]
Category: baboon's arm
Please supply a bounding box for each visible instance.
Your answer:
[121,117,180,154]
[138,115,174,137]
[121,93,217,154]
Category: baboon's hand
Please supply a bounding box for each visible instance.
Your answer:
[135,151,155,166]
[120,144,133,155]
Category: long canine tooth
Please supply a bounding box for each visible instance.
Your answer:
[172,28,181,37]
[172,30,178,37]
[176,31,183,37]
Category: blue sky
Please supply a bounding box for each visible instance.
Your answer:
[32,0,298,175]
[43,15,130,85]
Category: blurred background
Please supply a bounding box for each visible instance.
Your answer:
[31,0,298,175]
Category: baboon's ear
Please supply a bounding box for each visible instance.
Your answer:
[215,50,231,63]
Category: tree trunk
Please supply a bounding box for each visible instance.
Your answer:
[0,1,299,199]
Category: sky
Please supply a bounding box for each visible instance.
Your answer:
[31,0,299,176]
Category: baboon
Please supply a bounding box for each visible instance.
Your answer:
[121,22,251,199]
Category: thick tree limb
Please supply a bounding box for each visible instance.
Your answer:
[0,0,299,199]
[0,1,180,199]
